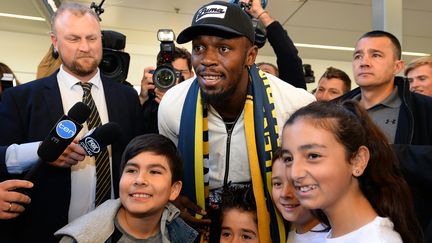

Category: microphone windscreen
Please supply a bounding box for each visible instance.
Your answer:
[68,102,91,124]
[79,122,122,157]
[37,103,89,162]
[90,122,122,147]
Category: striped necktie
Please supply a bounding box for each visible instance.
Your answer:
[80,82,111,206]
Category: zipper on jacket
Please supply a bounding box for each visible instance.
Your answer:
[222,113,241,187]
[223,129,233,187]
[399,77,415,143]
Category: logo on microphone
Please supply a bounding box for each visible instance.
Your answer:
[56,120,77,139]
[82,137,101,156]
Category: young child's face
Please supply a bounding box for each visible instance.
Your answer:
[119,151,181,217]
[271,158,316,228]
[281,118,357,212]
[220,208,259,243]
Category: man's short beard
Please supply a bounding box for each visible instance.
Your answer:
[70,59,99,77]
[201,85,236,107]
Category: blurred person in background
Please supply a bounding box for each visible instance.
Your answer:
[405,56,432,97]
[314,66,351,101]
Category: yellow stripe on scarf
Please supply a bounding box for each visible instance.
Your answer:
[260,70,287,242]
[244,94,272,243]
[194,90,205,213]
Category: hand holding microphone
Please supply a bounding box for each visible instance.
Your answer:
[23,102,90,183]
[22,103,121,194]
[49,141,87,168]
[37,102,91,162]
[47,122,122,168]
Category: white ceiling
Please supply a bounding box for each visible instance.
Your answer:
[1,0,432,63]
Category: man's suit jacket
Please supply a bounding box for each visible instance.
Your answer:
[0,70,143,242]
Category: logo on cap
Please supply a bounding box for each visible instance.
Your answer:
[195,4,227,22]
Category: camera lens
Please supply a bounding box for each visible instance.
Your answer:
[100,53,120,74]
[99,49,130,84]
[153,65,177,91]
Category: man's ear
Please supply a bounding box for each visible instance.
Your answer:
[394,59,405,75]
[50,32,58,52]
[351,145,370,177]
[246,43,258,66]
[169,181,182,201]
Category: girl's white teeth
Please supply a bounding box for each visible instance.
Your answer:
[298,185,317,192]
[132,193,150,198]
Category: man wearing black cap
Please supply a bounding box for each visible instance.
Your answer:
[158,1,315,242]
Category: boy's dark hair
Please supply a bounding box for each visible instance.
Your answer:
[359,30,402,60]
[120,134,183,183]
[272,147,283,163]
[220,185,257,224]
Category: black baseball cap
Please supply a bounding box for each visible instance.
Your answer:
[177,1,254,44]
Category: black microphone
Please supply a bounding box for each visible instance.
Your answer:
[23,102,90,181]
[79,122,121,156]
[37,102,91,162]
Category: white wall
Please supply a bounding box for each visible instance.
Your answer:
[1,30,356,93]
[0,30,50,83]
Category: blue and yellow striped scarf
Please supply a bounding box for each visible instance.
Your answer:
[178,64,286,242]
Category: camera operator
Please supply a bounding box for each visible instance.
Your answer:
[240,0,307,89]
[139,46,194,133]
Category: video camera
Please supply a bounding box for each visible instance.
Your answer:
[99,30,130,84]
[89,2,130,84]
[152,29,182,91]
[303,64,315,83]
[229,0,268,48]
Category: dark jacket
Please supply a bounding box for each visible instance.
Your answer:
[0,70,143,242]
[339,76,432,241]
[142,96,160,134]
[266,21,307,89]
